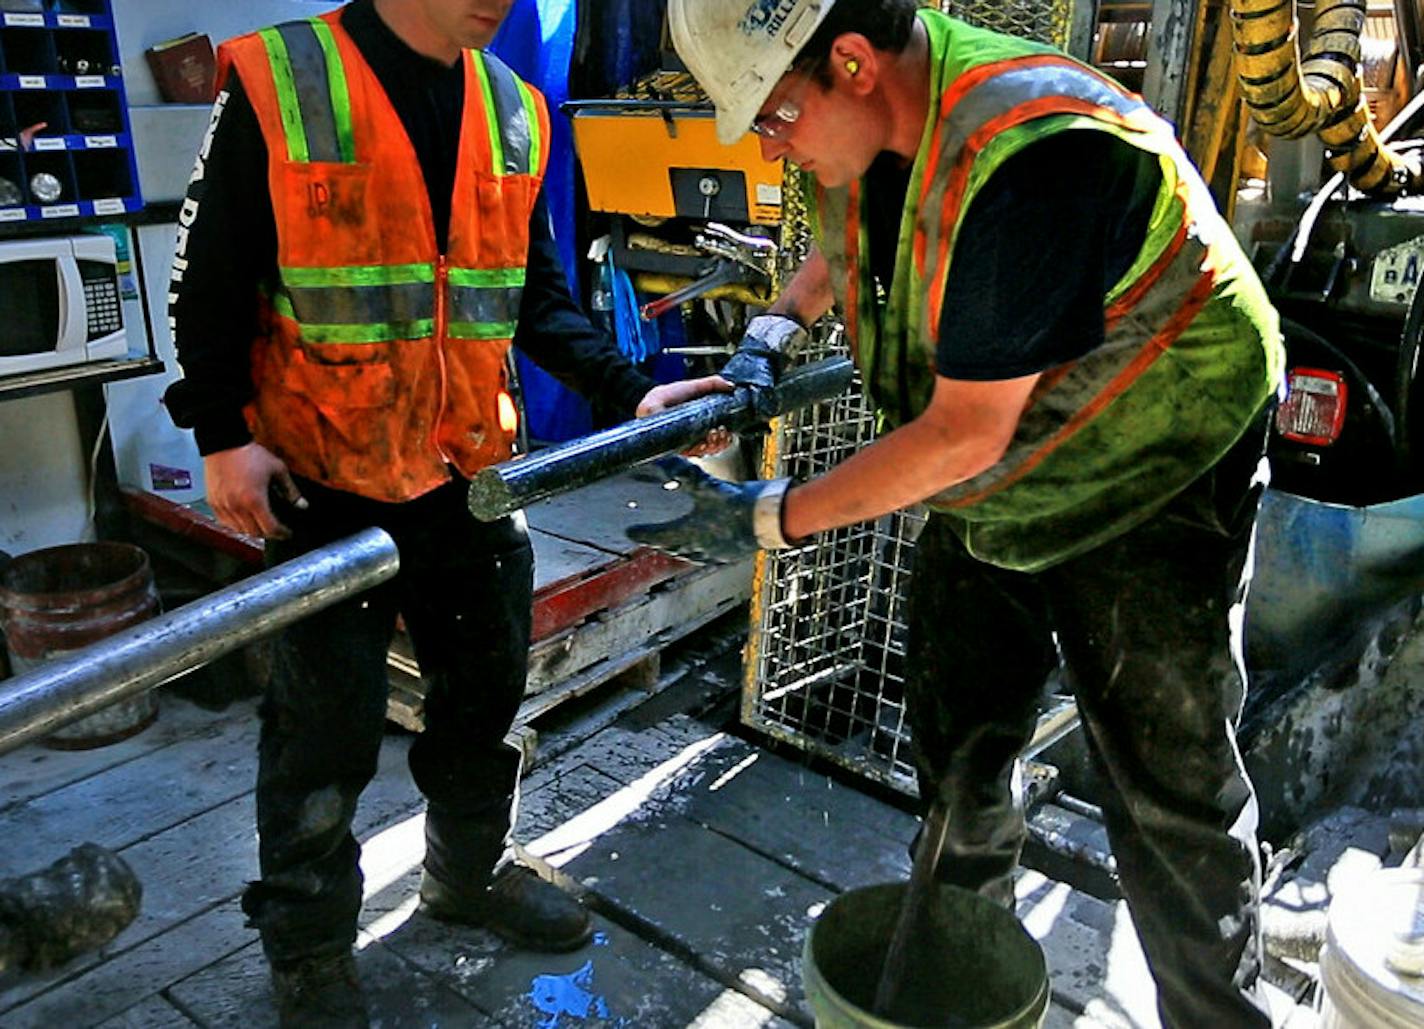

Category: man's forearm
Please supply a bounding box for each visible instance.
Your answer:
[780,418,994,538]
[781,373,1040,540]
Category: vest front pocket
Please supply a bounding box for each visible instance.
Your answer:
[275,162,378,265]
[284,344,397,411]
[467,171,540,269]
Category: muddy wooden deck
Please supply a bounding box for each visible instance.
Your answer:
[0,470,1316,1027]
[0,638,1317,1029]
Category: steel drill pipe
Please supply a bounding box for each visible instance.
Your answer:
[467,356,856,520]
[0,528,399,757]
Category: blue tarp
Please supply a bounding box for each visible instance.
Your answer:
[491,0,591,441]
[493,0,685,441]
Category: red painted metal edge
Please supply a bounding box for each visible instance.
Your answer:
[120,487,265,566]
[531,548,692,642]
[123,489,692,644]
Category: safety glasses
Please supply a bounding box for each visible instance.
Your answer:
[750,70,815,140]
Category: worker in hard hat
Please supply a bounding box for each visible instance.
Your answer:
[629,1,1283,1025]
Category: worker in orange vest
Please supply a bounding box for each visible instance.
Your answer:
[163,1,718,1024]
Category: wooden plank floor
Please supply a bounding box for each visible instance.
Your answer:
[0,645,1249,1029]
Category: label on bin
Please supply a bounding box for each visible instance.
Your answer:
[17,75,46,89]
[75,75,105,88]
[0,209,25,222]
[3,13,44,26]
[33,137,64,151]
[41,204,80,219]
[84,135,117,149]
[149,463,193,491]
[57,14,91,27]
[93,198,125,215]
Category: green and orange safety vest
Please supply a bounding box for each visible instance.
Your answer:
[218,11,548,501]
[808,10,1284,571]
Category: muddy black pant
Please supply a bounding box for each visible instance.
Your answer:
[240,476,533,964]
[906,420,1272,1028]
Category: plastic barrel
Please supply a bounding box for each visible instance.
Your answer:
[803,882,1049,1029]
[0,542,160,748]
[1320,868,1424,1028]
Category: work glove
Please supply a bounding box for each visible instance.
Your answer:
[627,456,794,565]
[719,315,808,415]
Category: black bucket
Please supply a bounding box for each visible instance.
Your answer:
[0,542,160,748]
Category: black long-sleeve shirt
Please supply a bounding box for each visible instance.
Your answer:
[163,0,654,456]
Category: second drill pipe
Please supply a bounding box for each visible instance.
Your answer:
[467,356,855,521]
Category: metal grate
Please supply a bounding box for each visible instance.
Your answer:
[937,0,1074,52]
[741,2,1073,796]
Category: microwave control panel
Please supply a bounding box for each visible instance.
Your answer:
[79,260,122,340]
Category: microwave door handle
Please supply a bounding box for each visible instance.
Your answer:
[55,256,85,352]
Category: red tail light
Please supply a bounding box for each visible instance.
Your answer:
[1276,367,1348,446]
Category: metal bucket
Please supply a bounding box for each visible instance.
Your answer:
[1320,868,1424,1028]
[802,882,1049,1028]
[0,542,160,748]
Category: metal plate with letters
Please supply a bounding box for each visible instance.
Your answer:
[1370,235,1424,306]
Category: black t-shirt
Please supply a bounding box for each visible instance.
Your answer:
[862,130,1162,382]
[164,0,653,455]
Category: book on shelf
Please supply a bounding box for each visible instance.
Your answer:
[144,32,216,104]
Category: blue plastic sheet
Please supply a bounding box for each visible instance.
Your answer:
[492,0,686,440]
[492,0,592,441]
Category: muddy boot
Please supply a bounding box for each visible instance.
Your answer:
[419,864,592,952]
[270,951,369,1028]
[0,843,142,974]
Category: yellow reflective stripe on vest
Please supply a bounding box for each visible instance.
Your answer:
[259,25,541,172]
[474,51,541,176]
[258,27,309,162]
[275,264,523,341]
[259,19,354,164]
[271,289,436,343]
[282,263,436,287]
[448,265,525,339]
[309,20,355,163]
[274,263,438,343]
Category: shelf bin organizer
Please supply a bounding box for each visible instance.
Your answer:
[0,0,143,224]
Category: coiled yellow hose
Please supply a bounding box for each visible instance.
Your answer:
[1231,0,1423,194]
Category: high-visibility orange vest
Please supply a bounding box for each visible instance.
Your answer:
[217,11,550,501]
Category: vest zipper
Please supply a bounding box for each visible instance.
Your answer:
[433,254,452,465]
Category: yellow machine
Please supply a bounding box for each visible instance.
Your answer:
[568,100,783,226]
[564,70,784,340]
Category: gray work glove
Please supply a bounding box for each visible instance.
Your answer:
[719,315,808,416]
[627,456,794,565]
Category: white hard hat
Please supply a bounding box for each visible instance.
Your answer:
[669,0,836,145]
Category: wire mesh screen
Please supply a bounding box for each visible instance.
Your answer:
[938,0,1074,51]
[741,1,1074,795]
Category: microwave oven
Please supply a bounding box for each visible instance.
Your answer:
[0,234,128,377]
